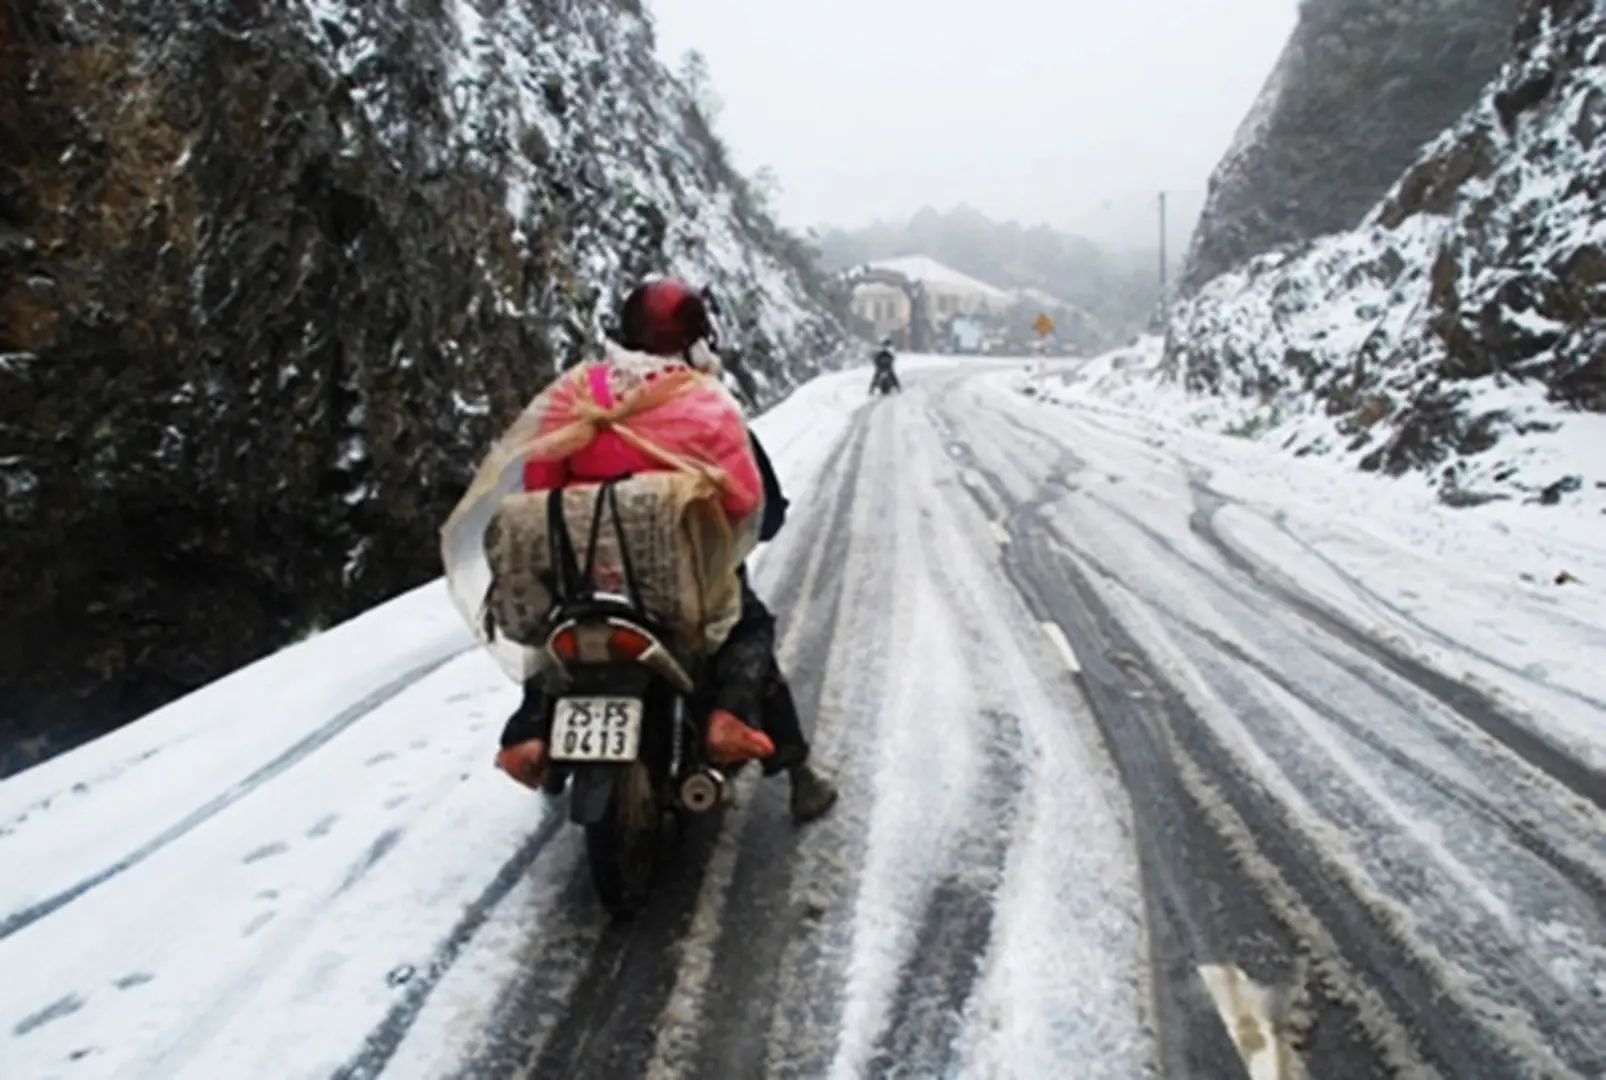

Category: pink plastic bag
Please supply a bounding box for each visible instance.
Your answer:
[517,347,762,522]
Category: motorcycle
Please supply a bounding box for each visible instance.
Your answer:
[534,487,732,917]
[869,367,900,396]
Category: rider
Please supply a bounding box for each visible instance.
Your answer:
[495,277,839,825]
[870,336,901,393]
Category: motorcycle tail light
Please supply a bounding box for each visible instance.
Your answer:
[607,626,652,661]
[549,627,579,662]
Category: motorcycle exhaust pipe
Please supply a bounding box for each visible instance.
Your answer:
[678,768,726,814]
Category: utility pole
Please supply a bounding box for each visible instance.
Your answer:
[1158,190,1168,300]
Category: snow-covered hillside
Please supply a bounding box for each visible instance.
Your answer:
[1163,0,1604,512]
[1179,0,1518,292]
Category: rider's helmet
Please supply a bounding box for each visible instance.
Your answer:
[617,277,714,358]
[881,336,895,350]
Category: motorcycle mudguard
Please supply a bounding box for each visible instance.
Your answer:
[569,765,620,825]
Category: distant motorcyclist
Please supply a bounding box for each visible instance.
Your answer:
[869,336,901,394]
[495,277,838,825]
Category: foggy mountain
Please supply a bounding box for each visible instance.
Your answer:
[817,206,1164,343]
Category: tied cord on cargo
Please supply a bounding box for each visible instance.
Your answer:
[551,365,743,638]
[438,356,749,667]
[555,364,732,506]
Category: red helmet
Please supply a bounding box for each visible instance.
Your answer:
[617,277,713,357]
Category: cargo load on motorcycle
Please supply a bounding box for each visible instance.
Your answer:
[439,340,765,681]
[440,293,822,917]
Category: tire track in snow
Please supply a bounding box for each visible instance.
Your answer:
[671,408,896,1080]
[1185,481,1606,813]
[786,389,1148,1078]
[941,381,1600,1076]
[1003,515,1463,1077]
[1010,437,1606,1073]
[1153,623,1606,1071]
[0,650,469,943]
[970,510,1287,1076]
[443,415,872,1078]
[512,825,725,1080]
[332,811,565,1080]
[847,432,1045,1076]
[1258,487,1606,712]
[116,822,431,1075]
[1193,617,1606,910]
[864,709,1022,1076]
[1066,491,1606,911]
[929,390,1427,1075]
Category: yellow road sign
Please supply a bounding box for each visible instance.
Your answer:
[1032,313,1055,336]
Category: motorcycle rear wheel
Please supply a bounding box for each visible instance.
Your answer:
[583,761,660,919]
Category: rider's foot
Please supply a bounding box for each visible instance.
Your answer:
[789,763,838,824]
[707,709,776,765]
[496,739,549,790]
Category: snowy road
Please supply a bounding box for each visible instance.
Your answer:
[4,362,1605,1079]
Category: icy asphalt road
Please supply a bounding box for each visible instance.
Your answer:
[2,362,1604,1079]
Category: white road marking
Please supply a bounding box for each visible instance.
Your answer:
[1198,963,1297,1080]
[1039,621,1082,674]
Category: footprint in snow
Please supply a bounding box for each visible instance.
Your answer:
[242,841,288,864]
[365,751,396,767]
[112,972,153,991]
[384,794,410,810]
[242,910,276,937]
[13,993,84,1036]
[306,815,338,839]
[444,691,472,704]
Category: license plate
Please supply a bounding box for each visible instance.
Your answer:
[550,697,643,762]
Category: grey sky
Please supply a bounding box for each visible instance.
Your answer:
[647,0,1298,249]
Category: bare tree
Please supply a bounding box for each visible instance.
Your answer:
[677,49,723,122]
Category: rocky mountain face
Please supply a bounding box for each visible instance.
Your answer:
[0,0,846,773]
[1180,0,1521,294]
[1165,0,1605,510]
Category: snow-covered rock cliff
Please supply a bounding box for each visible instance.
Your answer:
[1165,0,1604,513]
[0,0,846,767]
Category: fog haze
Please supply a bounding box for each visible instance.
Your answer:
[648,0,1298,248]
